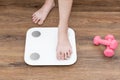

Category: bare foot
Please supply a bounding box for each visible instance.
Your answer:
[32,1,55,25]
[56,26,72,60]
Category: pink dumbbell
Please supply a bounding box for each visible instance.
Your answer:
[94,35,118,50]
[93,35,118,57]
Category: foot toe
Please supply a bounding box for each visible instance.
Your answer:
[64,52,68,60]
[32,16,36,20]
[68,49,72,58]
[33,17,37,22]
[38,19,44,25]
[61,53,65,60]
[59,52,64,60]
[57,52,61,60]
[34,18,40,23]
[68,52,71,58]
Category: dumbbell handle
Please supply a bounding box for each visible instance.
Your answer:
[98,39,111,46]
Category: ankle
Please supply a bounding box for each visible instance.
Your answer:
[58,24,69,31]
[58,22,69,28]
[44,0,55,7]
[39,1,55,13]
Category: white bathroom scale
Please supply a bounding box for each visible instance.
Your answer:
[24,27,77,66]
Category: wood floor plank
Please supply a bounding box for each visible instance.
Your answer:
[0,0,120,11]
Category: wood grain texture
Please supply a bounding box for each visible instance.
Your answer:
[0,0,120,11]
[0,1,120,80]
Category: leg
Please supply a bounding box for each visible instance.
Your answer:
[56,0,73,60]
[32,0,55,25]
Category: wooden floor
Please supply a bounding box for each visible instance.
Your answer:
[0,0,120,80]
